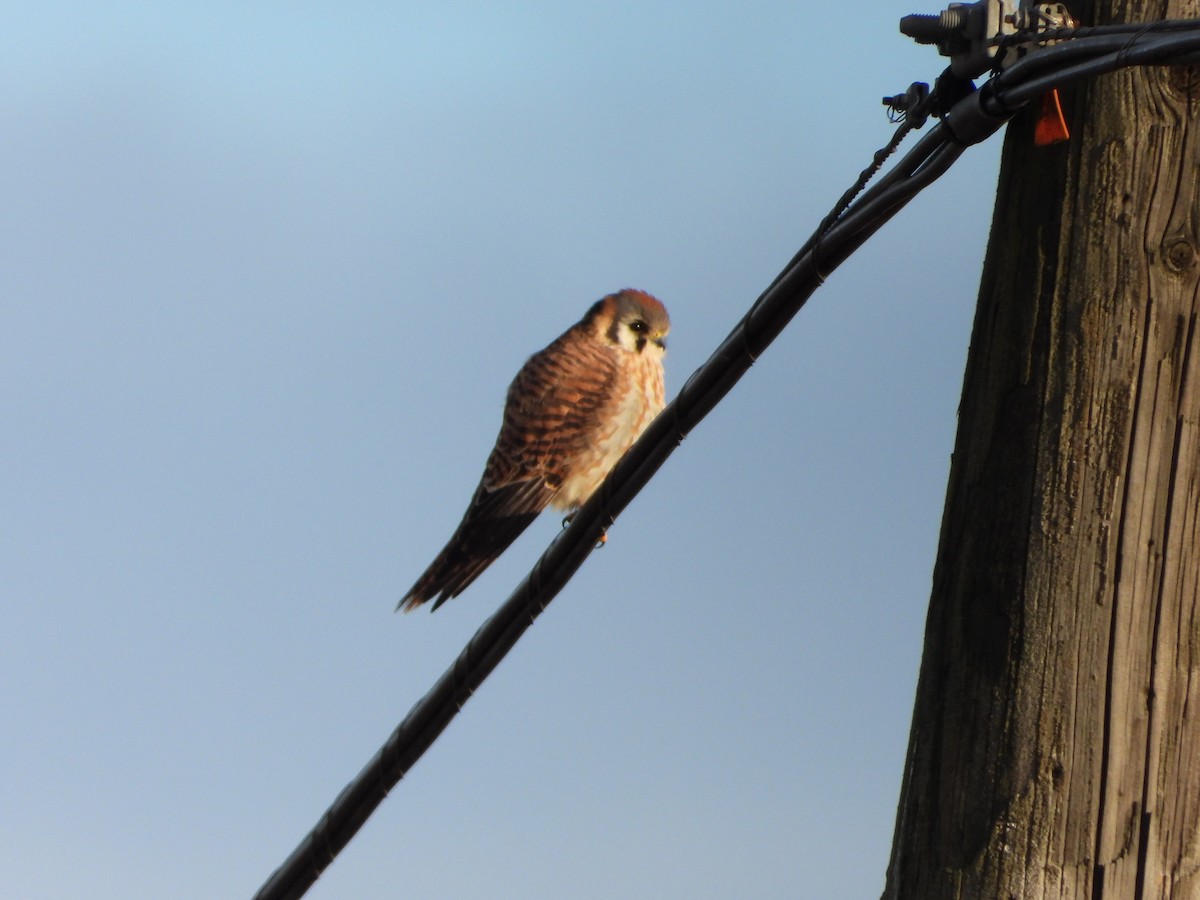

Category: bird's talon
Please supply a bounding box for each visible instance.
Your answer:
[561,515,573,529]
[595,532,608,549]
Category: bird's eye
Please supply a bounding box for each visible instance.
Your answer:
[629,320,648,333]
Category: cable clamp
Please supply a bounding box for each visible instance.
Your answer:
[900,1,1077,79]
[882,81,931,126]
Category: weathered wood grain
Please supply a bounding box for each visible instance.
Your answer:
[883,1,1200,897]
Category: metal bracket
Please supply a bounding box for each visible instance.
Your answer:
[899,1,1077,79]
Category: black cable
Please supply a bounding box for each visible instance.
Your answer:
[984,33,1200,114]
[997,22,1200,87]
[252,120,962,900]
[252,21,1200,900]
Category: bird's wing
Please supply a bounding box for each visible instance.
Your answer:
[399,328,619,611]
[399,477,552,611]
[482,328,620,494]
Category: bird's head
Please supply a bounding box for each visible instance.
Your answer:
[590,289,670,357]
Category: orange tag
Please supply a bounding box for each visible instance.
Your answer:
[1034,89,1069,146]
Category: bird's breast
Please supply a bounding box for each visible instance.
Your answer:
[551,352,665,511]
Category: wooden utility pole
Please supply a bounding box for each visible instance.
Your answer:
[883,1,1200,897]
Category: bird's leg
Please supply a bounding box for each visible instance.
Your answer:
[562,513,607,548]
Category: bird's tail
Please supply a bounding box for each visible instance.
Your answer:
[397,508,541,612]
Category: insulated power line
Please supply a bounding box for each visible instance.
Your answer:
[253,20,1200,900]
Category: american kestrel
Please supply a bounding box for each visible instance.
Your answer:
[399,289,670,612]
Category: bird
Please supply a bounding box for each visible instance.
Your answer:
[399,289,670,612]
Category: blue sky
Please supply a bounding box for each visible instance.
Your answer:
[2,4,1003,898]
